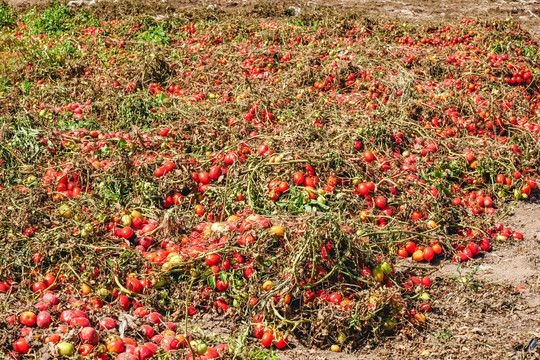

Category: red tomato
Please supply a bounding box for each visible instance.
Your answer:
[327,177,338,187]
[374,196,386,209]
[423,247,435,261]
[154,167,165,177]
[412,249,424,262]
[209,166,222,180]
[32,281,47,292]
[364,151,375,162]
[304,177,316,187]
[107,339,125,353]
[194,205,205,216]
[19,311,36,327]
[293,172,304,185]
[275,336,288,349]
[121,227,134,239]
[405,241,416,254]
[216,279,228,291]
[258,145,268,156]
[480,240,491,251]
[432,243,442,254]
[79,344,94,356]
[254,324,265,339]
[163,161,175,172]
[365,182,375,192]
[278,181,289,192]
[261,331,274,347]
[421,276,432,287]
[205,253,221,266]
[466,243,479,256]
[199,172,210,184]
[327,292,342,305]
[13,338,30,354]
[398,248,409,257]
[358,183,369,196]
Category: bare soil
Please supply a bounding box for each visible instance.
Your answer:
[7,0,540,36]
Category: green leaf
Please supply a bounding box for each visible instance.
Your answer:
[117,137,127,149]
[219,272,227,283]
[207,275,216,289]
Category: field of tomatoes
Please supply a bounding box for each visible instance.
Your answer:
[0,1,539,359]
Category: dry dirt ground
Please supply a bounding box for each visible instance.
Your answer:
[4,0,540,358]
[7,0,540,36]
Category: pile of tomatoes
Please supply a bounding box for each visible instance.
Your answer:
[1,2,540,358]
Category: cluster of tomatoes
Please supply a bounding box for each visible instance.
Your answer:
[42,166,86,200]
[5,288,228,359]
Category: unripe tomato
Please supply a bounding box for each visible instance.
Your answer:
[270,226,284,237]
[372,267,384,282]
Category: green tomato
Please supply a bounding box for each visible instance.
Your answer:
[25,175,37,186]
[380,262,392,275]
[372,267,384,282]
[121,214,132,227]
[83,223,94,233]
[59,204,72,219]
[96,288,110,297]
[153,278,167,288]
[80,228,90,239]
[383,318,397,331]
[57,342,74,356]
[196,342,208,355]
